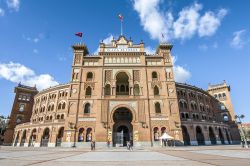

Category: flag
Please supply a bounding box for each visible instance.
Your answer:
[75,32,83,37]
[118,14,123,21]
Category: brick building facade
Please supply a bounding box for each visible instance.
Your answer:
[4,36,240,147]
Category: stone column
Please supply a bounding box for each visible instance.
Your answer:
[190,125,198,145]
[24,130,31,147]
[35,128,42,147]
[203,126,211,145]
[48,127,56,147]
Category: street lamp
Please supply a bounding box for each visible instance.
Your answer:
[235,114,248,148]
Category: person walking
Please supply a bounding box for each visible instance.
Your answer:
[241,138,245,148]
[127,141,130,150]
[107,140,111,148]
[93,141,96,150]
[91,141,95,151]
[129,140,133,151]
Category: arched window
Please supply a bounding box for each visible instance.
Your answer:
[84,103,91,114]
[196,114,199,119]
[48,105,51,111]
[85,86,92,96]
[154,86,159,95]
[16,116,22,123]
[116,72,129,95]
[78,128,84,142]
[61,114,64,119]
[134,84,140,96]
[191,103,194,110]
[179,101,184,108]
[58,103,62,110]
[62,102,66,109]
[194,103,197,110]
[49,116,52,120]
[181,113,185,119]
[86,72,93,81]
[104,84,111,95]
[86,128,92,142]
[57,115,60,119]
[184,102,188,109]
[153,127,159,141]
[152,71,158,80]
[51,104,54,111]
[155,102,161,113]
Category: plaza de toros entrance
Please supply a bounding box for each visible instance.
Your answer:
[112,107,133,147]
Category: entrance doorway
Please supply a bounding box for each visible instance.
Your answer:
[196,126,205,145]
[209,127,216,145]
[112,107,133,147]
[181,126,190,145]
[114,125,130,146]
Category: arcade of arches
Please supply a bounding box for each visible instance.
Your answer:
[180,125,232,145]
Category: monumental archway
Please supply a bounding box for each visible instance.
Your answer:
[112,107,133,147]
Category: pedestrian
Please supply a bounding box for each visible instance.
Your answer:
[91,141,94,150]
[127,141,130,150]
[129,140,133,151]
[107,140,110,148]
[93,141,96,150]
[241,139,245,148]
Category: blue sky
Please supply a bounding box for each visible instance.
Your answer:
[0,0,250,122]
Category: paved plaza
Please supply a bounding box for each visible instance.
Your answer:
[0,145,250,166]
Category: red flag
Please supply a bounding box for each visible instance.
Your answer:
[118,14,123,21]
[75,32,83,37]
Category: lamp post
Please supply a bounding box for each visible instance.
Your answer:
[235,115,248,148]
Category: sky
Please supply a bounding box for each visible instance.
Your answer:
[0,0,250,122]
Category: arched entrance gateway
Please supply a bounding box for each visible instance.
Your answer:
[29,129,37,147]
[181,126,190,145]
[112,107,133,147]
[209,127,217,145]
[196,126,205,145]
[41,128,50,147]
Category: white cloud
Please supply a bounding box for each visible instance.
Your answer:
[198,9,227,37]
[103,34,114,44]
[174,65,191,83]
[171,56,191,83]
[173,3,201,40]
[144,46,155,54]
[133,0,172,41]
[230,29,246,49]
[0,62,58,90]
[7,0,20,11]
[132,0,227,41]
[0,8,5,16]
[93,34,114,54]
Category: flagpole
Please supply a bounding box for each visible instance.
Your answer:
[121,20,122,35]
